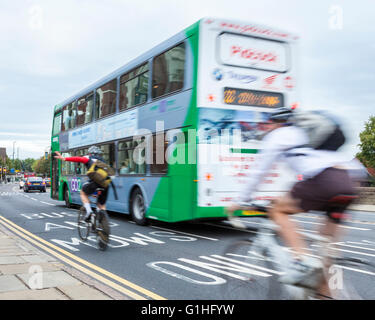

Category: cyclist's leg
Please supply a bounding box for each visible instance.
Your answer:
[96,187,108,212]
[81,182,97,220]
[269,193,308,257]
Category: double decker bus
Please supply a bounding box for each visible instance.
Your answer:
[50,17,299,225]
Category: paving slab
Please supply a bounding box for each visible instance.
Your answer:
[0,256,26,265]
[17,270,82,289]
[0,288,69,300]
[0,220,130,300]
[0,262,62,275]
[58,283,112,300]
[0,238,17,247]
[20,254,55,264]
[0,274,29,292]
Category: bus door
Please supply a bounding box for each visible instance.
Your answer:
[169,131,195,222]
[51,152,59,199]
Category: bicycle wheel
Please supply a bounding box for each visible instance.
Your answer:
[220,239,293,300]
[96,210,110,251]
[78,207,90,241]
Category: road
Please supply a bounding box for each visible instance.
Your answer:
[0,182,374,300]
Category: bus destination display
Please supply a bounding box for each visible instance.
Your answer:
[223,87,284,108]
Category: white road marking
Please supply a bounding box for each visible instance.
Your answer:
[335,243,375,252]
[205,222,272,236]
[236,219,319,234]
[291,218,371,231]
[40,201,57,206]
[150,225,219,241]
[327,247,375,257]
[334,265,375,276]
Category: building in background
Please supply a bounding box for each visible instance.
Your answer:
[0,147,6,163]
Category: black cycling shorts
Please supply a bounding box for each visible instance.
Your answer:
[290,167,356,223]
[82,181,108,205]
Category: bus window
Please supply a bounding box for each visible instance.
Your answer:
[118,140,146,175]
[150,133,168,175]
[62,103,77,131]
[152,42,185,99]
[76,93,94,126]
[96,79,117,119]
[119,63,149,111]
[99,143,116,170]
[75,148,88,175]
[52,113,62,136]
[61,152,75,175]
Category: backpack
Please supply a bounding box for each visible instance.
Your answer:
[87,160,116,188]
[291,110,346,151]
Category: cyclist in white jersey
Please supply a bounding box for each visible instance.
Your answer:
[226,107,357,289]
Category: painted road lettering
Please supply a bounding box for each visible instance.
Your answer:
[21,212,76,219]
[49,231,201,252]
[147,240,375,286]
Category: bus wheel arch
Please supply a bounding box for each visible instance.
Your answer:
[130,187,148,226]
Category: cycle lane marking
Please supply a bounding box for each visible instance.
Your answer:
[0,215,166,300]
[149,225,219,241]
[291,218,371,231]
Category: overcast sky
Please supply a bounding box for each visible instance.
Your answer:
[0,0,374,160]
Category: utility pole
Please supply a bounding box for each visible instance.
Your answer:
[12,141,16,162]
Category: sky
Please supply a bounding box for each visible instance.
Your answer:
[0,0,374,160]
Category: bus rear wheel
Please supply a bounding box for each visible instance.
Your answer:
[130,189,148,226]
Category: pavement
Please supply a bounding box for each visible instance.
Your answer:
[0,222,131,300]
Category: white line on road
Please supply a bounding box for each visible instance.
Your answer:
[40,201,57,206]
[205,222,272,236]
[335,243,375,251]
[339,225,371,231]
[327,247,375,257]
[291,218,371,231]
[150,225,219,241]
[234,218,319,234]
[334,265,375,276]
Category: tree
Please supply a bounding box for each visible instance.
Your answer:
[22,158,36,172]
[356,116,375,168]
[32,155,50,176]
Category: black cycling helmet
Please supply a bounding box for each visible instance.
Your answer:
[88,146,103,155]
[269,107,294,122]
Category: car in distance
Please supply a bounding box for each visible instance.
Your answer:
[19,179,25,189]
[24,177,47,193]
[44,177,51,187]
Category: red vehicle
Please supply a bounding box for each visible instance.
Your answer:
[24,172,36,179]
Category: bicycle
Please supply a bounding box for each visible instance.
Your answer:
[221,197,375,300]
[77,187,111,251]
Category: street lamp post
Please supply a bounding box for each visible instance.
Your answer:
[12,141,16,162]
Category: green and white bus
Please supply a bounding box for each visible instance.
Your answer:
[50,17,299,225]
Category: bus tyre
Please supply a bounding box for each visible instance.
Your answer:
[130,189,148,226]
[64,187,72,208]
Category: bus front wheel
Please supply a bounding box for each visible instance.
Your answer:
[130,189,148,226]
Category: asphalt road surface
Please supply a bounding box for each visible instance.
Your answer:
[1,182,374,300]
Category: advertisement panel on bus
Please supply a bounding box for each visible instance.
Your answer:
[197,18,299,208]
